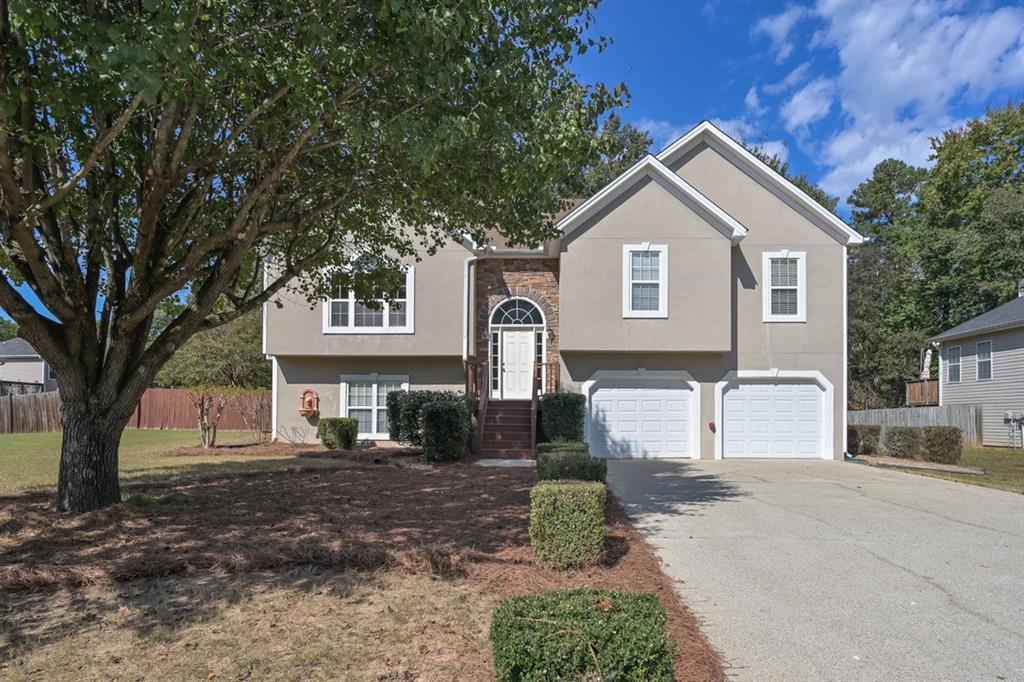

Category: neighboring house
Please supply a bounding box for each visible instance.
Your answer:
[931,281,1024,447]
[264,121,864,459]
[0,337,58,392]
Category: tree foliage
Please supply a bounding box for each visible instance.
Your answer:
[0,0,622,512]
[580,115,652,195]
[747,145,841,213]
[0,317,15,342]
[157,311,269,389]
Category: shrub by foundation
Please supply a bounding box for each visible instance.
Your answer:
[421,400,470,462]
[883,426,922,459]
[848,425,881,455]
[386,390,405,442]
[398,390,467,446]
[535,440,589,455]
[529,480,605,569]
[537,451,606,483]
[317,417,358,449]
[539,393,585,442]
[920,426,963,464]
[490,588,675,682]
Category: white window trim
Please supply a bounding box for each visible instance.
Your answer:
[975,340,993,381]
[946,346,962,384]
[339,373,409,439]
[762,250,807,323]
[622,243,668,318]
[322,267,415,334]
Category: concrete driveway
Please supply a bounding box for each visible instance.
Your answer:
[607,460,1024,682]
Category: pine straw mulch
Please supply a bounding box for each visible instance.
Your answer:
[0,455,724,682]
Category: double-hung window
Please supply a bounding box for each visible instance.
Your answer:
[324,268,414,333]
[341,374,408,439]
[975,341,992,381]
[762,250,806,322]
[622,243,668,318]
[946,346,961,383]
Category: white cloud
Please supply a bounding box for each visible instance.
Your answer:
[762,62,812,95]
[635,118,693,152]
[752,5,810,63]
[780,77,835,130]
[755,139,790,163]
[744,86,767,117]
[807,0,1024,200]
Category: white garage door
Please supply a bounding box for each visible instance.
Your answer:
[722,381,823,458]
[588,378,694,459]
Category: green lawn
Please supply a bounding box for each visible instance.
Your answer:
[910,446,1024,495]
[0,429,334,494]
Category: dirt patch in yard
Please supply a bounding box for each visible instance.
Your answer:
[0,457,724,681]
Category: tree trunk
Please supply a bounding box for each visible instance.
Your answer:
[57,400,128,513]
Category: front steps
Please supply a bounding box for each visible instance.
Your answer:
[479,400,534,459]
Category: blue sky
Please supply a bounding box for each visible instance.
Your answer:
[573,0,1024,211]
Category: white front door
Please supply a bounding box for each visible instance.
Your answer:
[722,381,824,458]
[500,329,533,399]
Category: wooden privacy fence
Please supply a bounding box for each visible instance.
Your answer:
[0,387,270,435]
[905,379,939,407]
[848,404,982,446]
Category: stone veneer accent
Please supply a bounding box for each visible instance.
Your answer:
[474,257,559,391]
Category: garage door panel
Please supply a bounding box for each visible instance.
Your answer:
[722,380,825,459]
[589,380,694,459]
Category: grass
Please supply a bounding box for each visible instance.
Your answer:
[0,569,496,681]
[908,446,1024,495]
[0,429,343,494]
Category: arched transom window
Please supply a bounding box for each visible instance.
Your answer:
[490,298,543,326]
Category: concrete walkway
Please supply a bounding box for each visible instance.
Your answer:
[607,459,1024,682]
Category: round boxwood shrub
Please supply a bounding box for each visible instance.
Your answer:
[317,417,358,450]
[920,426,963,464]
[421,400,470,462]
[883,426,923,459]
[490,588,675,682]
[540,392,585,442]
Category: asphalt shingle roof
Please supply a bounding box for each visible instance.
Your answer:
[930,295,1024,343]
[0,337,40,358]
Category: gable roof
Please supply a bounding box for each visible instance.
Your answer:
[0,337,40,359]
[657,121,865,246]
[555,154,748,244]
[930,296,1024,343]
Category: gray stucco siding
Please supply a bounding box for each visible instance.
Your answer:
[940,326,1024,447]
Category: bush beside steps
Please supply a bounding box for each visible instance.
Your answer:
[529,480,605,569]
[491,588,675,682]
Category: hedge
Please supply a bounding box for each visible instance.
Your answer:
[535,440,589,456]
[529,480,605,569]
[422,400,470,462]
[847,425,881,455]
[317,417,358,450]
[394,390,473,447]
[537,451,606,483]
[490,588,674,682]
[540,393,585,442]
[883,426,923,459]
[385,390,405,442]
[920,426,963,464]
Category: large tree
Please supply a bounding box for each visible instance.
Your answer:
[156,310,270,389]
[580,115,652,195]
[0,1,622,511]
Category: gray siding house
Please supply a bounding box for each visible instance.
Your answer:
[0,337,58,392]
[932,283,1024,447]
[265,121,864,459]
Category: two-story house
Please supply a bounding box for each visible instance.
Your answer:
[264,121,864,459]
[932,280,1024,447]
[0,337,58,393]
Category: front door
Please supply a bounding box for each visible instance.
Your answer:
[500,329,533,399]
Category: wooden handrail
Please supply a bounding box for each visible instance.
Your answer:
[529,360,541,457]
[475,359,489,454]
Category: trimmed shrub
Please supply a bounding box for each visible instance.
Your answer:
[920,426,963,464]
[847,425,881,455]
[530,480,605,569]
[398,390,467,446]
[491,588,675,682]
[386,390,405,442]
[537,451,607,483]
[540,392,585,442]
[422,400,470,462]
[317,417,358,450]
[883,426,923,459]
[535,440,589,456]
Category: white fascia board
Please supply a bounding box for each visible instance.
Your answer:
[657,121,865,246]
[556,154,747,244]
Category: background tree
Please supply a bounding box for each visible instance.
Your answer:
[0,1,622,512]
[747,145,841,213]
[580,115,652,195]
[157,311,270,389]
[0,317,15,342]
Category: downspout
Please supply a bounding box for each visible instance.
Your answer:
[462,254,479,363]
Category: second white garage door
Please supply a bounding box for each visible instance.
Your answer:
[588,378,695,459]
[722,381,824,458]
